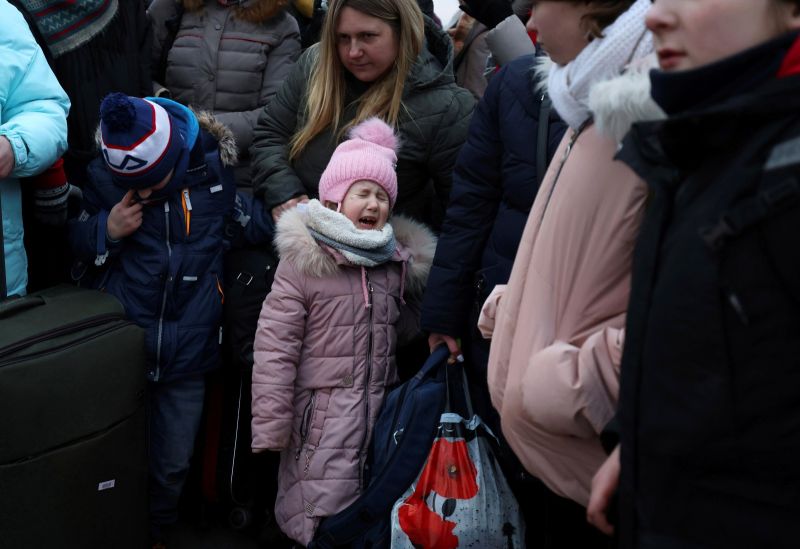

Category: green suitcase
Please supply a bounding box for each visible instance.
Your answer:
[0,285,148,549]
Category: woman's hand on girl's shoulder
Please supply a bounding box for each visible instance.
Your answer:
[271,194,310,223]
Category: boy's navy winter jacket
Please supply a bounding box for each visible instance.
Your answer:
[421,53,566,337]
[70,100,273,382]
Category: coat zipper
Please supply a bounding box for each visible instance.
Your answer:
[358,271,375,489]
[154,201,172,381]
[0,314,127,365]
[181,188,192,236]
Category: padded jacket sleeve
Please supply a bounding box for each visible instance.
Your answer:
[420,66,508,337]
[232,191,276,246]
[249,48,315,209]
[251,259,307,451]
[0,12,69,178]
[521,325,625,438]
[428,88,475,215]
[485,14,535,67]
[214,25,301,154]
[68,171,124,266]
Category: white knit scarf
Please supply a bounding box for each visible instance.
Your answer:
[547,0,654,130]
[301,200,396,267]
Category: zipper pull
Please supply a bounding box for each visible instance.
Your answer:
[726,289,750,326]
[183,189,193,211]
[218,326,223,345]
[164,202,170,213]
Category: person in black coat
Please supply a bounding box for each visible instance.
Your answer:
[420,51,567,546]
[587,1,800,546]
[422,50,564,397]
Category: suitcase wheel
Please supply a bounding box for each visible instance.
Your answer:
[228,506,252,530]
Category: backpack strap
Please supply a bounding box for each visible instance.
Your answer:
[536,93,552,186]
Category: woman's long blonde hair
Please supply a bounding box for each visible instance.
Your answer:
[289,0,425,159]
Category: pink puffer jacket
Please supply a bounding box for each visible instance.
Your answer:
[251,209,436,545]
[482,66,663,506]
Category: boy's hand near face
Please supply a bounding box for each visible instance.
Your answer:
[107,189,143,240]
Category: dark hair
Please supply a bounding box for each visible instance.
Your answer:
[581,0,636,39]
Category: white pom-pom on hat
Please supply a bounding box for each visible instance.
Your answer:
[319,117,400,207]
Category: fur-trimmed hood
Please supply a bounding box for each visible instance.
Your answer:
[194,109,238,166]
[95,105,238,167]
[182,0,287,24]
[274,208,437,296]
[533,54,666,143]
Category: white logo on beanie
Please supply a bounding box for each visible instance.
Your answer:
[101,100,173,176]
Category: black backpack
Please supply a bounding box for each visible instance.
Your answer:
[309,345,451,549]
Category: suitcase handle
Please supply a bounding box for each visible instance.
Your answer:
[0,295,45,318]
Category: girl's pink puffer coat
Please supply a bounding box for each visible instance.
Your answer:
[251,209,436,545]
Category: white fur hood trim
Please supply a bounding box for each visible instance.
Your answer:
[588,55,666,143]
[274,208,437,294]
[534,54,665,142]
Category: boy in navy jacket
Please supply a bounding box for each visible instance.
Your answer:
[69,93,273,545]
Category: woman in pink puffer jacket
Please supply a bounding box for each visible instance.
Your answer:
[250,119,436,546]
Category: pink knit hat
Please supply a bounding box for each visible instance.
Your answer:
[319,118,399,207]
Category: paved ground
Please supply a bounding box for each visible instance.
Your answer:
[170,520,261,549]
[168,495,293,549]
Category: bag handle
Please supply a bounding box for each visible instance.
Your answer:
[444,357,475,420]
[417,344,451,382]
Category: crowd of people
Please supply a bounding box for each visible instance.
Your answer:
[2,0,800,547]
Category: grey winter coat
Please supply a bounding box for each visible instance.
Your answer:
[251,210,436,545]
[148,0,300,188]
[249,17,475,228]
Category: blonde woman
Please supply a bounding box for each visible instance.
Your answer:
[250,0,475,228]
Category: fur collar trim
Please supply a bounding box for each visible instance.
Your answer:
[534,54,666,143]
[182,0,287,24]
[588,56,666,143]
[274,208,437,296]
[193,109,237,166]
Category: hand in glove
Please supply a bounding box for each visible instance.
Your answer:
[458,0,513,29]
[35,182,82,226]
[29,158,83,226]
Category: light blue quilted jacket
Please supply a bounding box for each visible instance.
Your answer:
[0,0,70,296]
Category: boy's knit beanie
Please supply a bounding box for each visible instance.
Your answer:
[318,118,399,207]
[99,93,184,189]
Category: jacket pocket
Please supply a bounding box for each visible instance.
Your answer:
[295,388,334,479]
[298,390,316,449]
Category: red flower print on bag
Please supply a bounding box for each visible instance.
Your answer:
[397,438,479,548]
